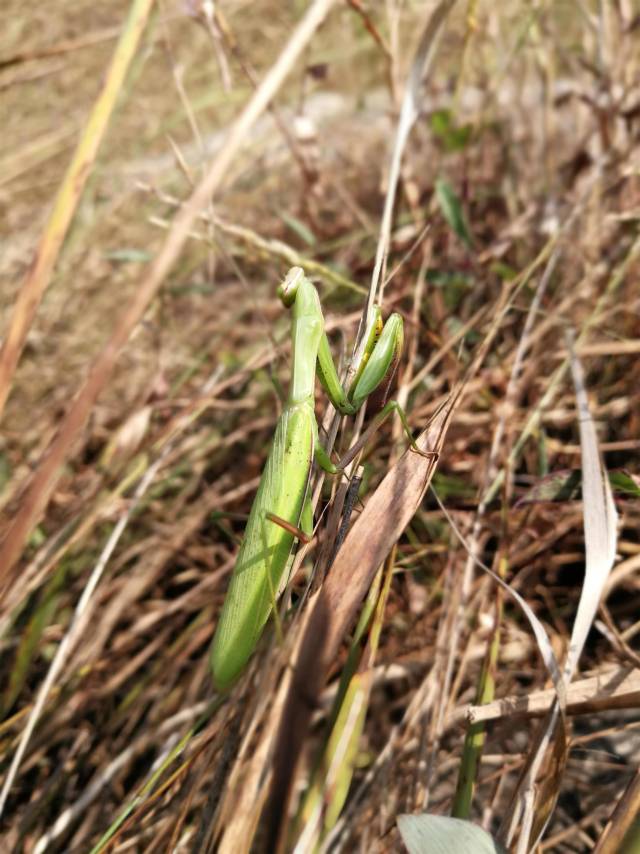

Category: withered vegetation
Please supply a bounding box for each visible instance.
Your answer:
[1,2,639,852]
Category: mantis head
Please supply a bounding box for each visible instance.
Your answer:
[277,266,306,307]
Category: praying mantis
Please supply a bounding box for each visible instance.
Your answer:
[209,267,423,691]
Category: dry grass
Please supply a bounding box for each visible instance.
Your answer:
[1,2,639,852]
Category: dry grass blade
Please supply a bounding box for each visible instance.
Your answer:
[144,200,366,295]
[0,0,156,421]
[594,768,640,854]
[457,665,640,726]
[0,0,338,595]
[563,331,618,681]
[0,24,123,69]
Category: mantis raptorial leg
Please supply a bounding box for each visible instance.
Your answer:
[209,267,426,691]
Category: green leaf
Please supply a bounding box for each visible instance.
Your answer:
[431,471,476,500]
[609,469,640,498]
[278,210,317,246]
[2,560,69,715]
[28,525,46,549]
[537,427,549,476]
[435,178,474,250]
[490,260,518,281]
[397,815,506,854]
[430,108,472,152]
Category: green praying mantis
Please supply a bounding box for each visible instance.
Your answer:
[210,267,424,691]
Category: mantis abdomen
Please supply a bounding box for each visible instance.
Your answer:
[210,402,315,691]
